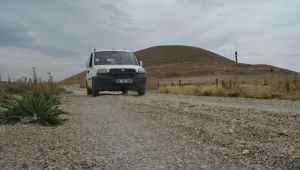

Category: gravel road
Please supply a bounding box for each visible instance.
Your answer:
[1,88,299,169]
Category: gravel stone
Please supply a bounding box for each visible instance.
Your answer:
[242,150,250,155]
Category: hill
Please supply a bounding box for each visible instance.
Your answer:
[60,71,86,86]
[135,45,235,67]
[60,45,297,85]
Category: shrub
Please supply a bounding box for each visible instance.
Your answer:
[270,93,284,99]
[202,90,212,96]
[215,88,227,97]
[163,88,170,93]
[0,89,67,126]
[228,91,240,97]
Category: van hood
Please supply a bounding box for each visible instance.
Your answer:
[94,65,145,72]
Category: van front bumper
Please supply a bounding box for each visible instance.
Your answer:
[93,73,146,91]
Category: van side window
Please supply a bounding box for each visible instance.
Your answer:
[89,53,93,67]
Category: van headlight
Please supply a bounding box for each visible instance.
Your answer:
[137,68,145,73]
[97,69,108,74]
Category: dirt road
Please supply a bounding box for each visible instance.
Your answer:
[1,88,299,169]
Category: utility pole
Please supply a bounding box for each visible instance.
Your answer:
[235,51,238,63]
[234,51,239,88]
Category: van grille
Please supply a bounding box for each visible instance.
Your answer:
[109,69,136,78]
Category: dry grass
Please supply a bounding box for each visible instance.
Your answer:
[4,79,65,95]
[0,68,65,97]
[148,74,300,100]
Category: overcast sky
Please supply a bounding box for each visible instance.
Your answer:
[0,0,299,81]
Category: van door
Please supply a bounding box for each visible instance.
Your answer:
[86,53,93,88]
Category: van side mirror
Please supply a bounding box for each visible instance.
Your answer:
[139,61,143,67]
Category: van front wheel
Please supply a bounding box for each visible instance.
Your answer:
[137,88,145,96]
[92,79,98,97]
[87,81,92,95]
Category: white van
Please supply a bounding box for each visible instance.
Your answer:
[86,50,147,97]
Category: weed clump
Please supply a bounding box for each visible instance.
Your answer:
[202,90,212,96]
[0,89,67,126]
[228,91,240,97]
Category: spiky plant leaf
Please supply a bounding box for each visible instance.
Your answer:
[0,89,67,126]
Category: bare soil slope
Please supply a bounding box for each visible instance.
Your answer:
[135,45,235,67]
[60,72,85,86]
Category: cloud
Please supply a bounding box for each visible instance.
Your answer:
[0,18,82,58]
[0,23,34,47]
[0,0,299,81]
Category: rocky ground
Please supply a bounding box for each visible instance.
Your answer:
[0,88,299,169]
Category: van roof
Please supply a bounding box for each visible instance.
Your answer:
[94,49,132,53]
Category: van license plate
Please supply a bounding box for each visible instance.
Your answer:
[116,79,133,84]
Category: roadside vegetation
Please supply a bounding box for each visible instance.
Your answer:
[147,74,300,100]
[0,68,67,126]
[2,67,65,95]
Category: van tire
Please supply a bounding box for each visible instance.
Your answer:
[137,88,145,96]
[92,79,98,97]
[87,81,92,95]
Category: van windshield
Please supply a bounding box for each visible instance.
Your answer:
[94,51,137,65]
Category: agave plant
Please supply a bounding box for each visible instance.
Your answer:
[0,89,67,126]
[0,99,23,124]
